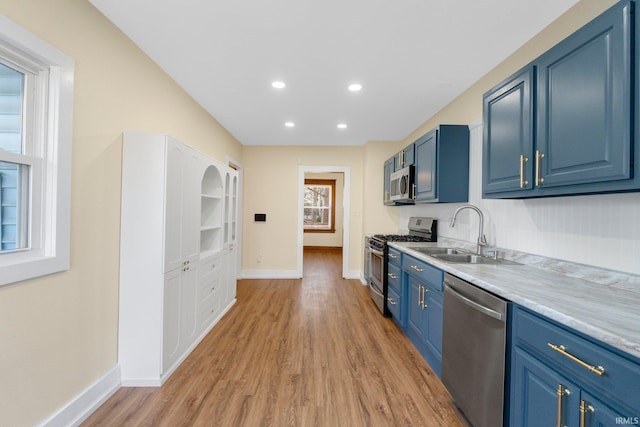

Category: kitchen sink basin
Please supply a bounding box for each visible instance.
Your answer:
[431,253,521,265]
[411,247,470,256]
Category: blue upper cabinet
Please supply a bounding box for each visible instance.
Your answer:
[483,0,638,199]
[383,156,395,205]
[394,143,415,170]
[414,125,469,203]
[483,66,535,195]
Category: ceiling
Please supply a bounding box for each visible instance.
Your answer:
[89,0,580,146]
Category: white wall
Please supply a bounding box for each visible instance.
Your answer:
[399,123,640,276]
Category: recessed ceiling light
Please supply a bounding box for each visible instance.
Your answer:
[272,81,286,89]
[337,123,347,129]
[348,83,363,92]
[285,122,295,128]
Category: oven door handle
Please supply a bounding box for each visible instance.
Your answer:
[370,248,384,257]
[370,283,384,298]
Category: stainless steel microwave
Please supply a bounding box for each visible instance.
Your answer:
[390,165,415,202]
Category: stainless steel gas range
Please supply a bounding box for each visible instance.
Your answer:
[367,217,437,316]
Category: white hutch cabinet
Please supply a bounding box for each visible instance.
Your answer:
[119,132,237,386]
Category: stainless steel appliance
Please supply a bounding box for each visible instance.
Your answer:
[368,217,437,316]
[442,273,509,427]
[363,235,372,285]
[390,165,415,203]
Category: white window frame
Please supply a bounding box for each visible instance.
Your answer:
[0,13,73,286]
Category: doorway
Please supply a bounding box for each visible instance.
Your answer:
[297,166,351,278]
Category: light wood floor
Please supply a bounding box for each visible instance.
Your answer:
[83,247,468,426]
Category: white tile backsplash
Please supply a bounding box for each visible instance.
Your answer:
[400,122,640,276]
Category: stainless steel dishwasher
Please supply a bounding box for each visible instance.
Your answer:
[441,273,509,427]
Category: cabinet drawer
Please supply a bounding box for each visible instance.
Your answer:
[513,306,640,411]
[387,263,401,294]
[402,255,443,291]
[388,247,402,267]
[387,286,401,321]
[199,274,221,300]
[199,254,222,283]
[199,291,221,328]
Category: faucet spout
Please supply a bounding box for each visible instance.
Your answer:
[450,204,487,255]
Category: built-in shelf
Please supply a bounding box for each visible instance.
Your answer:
[200,165,223,254]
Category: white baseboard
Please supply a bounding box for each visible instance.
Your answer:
[344,270,361,280]
[240,269,301,279]
[40,365,121,427]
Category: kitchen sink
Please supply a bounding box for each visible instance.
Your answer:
[410,247,470,256]
[431,253,521,265]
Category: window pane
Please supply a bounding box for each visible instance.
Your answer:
[0,160,28,251]
[304,185,331,207]
[0,62,23,154]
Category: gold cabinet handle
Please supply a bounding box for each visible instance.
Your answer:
[535,150,545,186]
[388,253,398,259]
[418,285,428,310]
[387,273,397,279]
[519,155,529,188]
[387,297,397,306]
[579,400,595,427]
[411,265,423,273]
[556,384,571,427]
[547,343,605,376]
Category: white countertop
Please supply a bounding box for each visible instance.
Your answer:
[388,241,640,360]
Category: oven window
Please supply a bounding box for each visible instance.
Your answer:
[370,250,383,285]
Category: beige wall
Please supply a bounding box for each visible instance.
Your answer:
[303,173,345,247]
[0,1,242,425]
[404,0,618,141]
[242,146,363,275]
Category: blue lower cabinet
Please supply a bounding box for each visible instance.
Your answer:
[404,257,444,378]
[510,346,580,427]
[510,305,640,426]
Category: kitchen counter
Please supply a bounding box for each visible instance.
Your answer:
[389,241,640,360]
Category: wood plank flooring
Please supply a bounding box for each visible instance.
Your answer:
[83,247,468,426]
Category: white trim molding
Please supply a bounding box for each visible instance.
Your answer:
[297,166,351,278]
[39,366,121,427]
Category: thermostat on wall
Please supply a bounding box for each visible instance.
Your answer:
[254,213,266,222]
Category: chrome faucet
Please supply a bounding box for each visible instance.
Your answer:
[450,204,488,255]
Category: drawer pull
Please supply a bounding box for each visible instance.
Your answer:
[387,297,397,306]
[411,265,423,272]
[579,400,595,427]
[556,384,571,427]
[389,253,398,259]
[547,343,605,376]
[388,273,397,279]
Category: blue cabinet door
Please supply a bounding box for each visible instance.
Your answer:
[383,157,395,205]
[424,288,443,361]
[403,143,415,167]
[407,276,426,338]
[580,391,627,427]
[483,66,535,195]
[536,0,633,189]
[510,346,580,427]
[414,129,437,201]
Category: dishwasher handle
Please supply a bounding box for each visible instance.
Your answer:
[445,283,505,322]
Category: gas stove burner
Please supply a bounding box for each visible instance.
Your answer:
[373,234,432,242]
